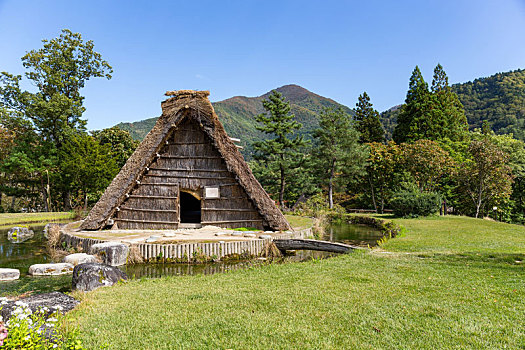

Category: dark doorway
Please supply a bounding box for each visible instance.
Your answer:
[180,192,201,223]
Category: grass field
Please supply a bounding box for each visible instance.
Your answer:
[284,214,314,229]
[65,216,524,349]
[0,212,75,229]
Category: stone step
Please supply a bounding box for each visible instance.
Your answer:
[63,253,99,266]
[28,263,74,276]
[0,268,20,281]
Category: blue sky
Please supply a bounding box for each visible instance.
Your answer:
[1,0,525,130]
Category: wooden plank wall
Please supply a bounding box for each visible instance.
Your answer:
[114,117,268,229]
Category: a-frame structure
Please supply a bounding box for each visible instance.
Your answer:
[81,90,290,231]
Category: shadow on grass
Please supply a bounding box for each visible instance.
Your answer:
[415,252,525,267]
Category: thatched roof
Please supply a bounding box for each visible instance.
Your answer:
[81,90,291,231]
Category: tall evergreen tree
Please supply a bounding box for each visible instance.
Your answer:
[313,107,367,208]
[394,65,469,144]
[393,66,431,143]
[431,64,469,142]
[253,91,306,208]
[354,92,385,143]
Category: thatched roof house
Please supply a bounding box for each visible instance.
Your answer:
[81,90,290,231]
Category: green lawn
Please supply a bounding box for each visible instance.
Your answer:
[66,216,525,349]
[0,212,75,228]
[285,214,314,230]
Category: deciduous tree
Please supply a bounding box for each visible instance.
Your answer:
[366,142,403,213]
[456,137,513,218]
[92,126,139,168]
[401,139,455,192]
[0,29,112,210]
[59,133,118,210]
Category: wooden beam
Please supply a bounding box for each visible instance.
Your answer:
[149,168,230,173]
[144,174,232,180]
[201,219,263,224]
[138,183,180,187]
[169,142,209,145]
[120,207,177,213]
[201,208,257,212]
[115,218,177,224]
[160,155,220,159]
[128,195,178,199]
[204,197,246,200]
[273,239,363,254]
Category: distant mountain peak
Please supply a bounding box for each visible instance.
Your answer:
[272,84,313,99]
[115,84,353,157]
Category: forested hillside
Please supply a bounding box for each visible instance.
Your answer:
[454,69,525,138]
[116,84,352,156]
[381,69,525,140]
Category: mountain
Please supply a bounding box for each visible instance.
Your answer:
[115,84,353,157]
[380,69,525,140]
[453,69,525,139]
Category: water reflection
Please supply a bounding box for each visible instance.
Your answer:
[324,222,383,247]
[0,225,51,274]
[0,221,384,295]
[123,260,258,279]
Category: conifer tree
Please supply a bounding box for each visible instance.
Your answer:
[253,91,306,208]
[393,65,469,144]
[354,92,385,143]
[313,107,367,208]
[393,66,431,143]
[431,64,469,142]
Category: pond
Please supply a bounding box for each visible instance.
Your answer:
[323,222,384,247]
[0,224,73,296]
[0,222,384,296]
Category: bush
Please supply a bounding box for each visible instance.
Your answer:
[293,193,346,218]
[390,191,442,217]
[0,298,86,349]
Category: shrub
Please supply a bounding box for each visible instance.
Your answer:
[390,191,442,217]
[293,193,346,218]
[0,298,86,349]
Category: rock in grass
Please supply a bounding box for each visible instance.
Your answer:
[0,268,20,281]
[63,253,99,266]
[231,232,243,237]
[28,263,74,276]
[0,292,79,321]
[89,242,129,266]
[72,263,128,292]
[7,226,34,243]
[244,233,256,238]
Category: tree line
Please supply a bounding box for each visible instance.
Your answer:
[1,30,523,223]
[0,30,138,212]
[252,64,524,222]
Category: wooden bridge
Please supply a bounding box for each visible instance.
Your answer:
[273,239,364,254]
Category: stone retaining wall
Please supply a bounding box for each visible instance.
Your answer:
[60,227,312,263]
